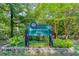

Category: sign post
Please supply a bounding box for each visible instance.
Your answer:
[25,22,53,47]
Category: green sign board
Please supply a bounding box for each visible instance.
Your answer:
[27,23,52,36]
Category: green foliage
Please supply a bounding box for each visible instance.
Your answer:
[29,36,49,47]
[53,39,73,48]
[0,3,79,48]
[9,36,24,46]
[29,40,49,47]
[65,39,74,48]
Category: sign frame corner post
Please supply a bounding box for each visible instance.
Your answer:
[25,32,29,47]
[49,32,53,47]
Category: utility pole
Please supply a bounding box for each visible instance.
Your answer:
[9,4,14,37]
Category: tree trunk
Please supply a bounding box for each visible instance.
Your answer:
[64,21,68,39]
[9,4,14,37]
[53,21,57,39]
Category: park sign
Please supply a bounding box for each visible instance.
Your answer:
[25,22,53,47]
[28,22,52,36]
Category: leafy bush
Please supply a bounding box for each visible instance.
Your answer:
[53,39,73,48]
[64,39,74,48]
[9,36,24,46]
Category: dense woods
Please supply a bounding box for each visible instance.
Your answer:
[0,3,79,40]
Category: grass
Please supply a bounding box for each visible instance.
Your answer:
[29,40,49,47]
[73,41,79,56]
[10,39,49,47]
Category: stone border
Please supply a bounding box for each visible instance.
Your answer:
[0,46,75,56]
[0,44,75,56]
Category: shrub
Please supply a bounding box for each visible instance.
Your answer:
[53,38,73,48]
[9,36,24,46]
[64,39,73,48]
